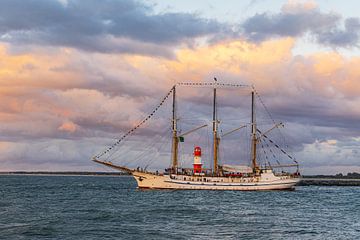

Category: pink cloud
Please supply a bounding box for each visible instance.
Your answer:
[58,121,77,133]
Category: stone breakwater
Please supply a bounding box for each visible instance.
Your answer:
[300,178,360,186]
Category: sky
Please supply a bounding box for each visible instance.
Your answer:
[0,0,360,174]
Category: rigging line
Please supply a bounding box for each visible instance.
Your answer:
[261,132,278,161]
[254,89,289,151]
[254,90,276,125]
[125,143,159,168]
[259,139,268,162]
[144,136,171,170]
[140,129,172,169]
[107,89,172,160]
[115,135,160,166]
[257,129,297,162]
[258,145,265,167]
[268,143,277,160]
[94,86,174,160]
[266,135,292,165]
[114,125,172,167]
[106,125,167,163]
[261,141,269,162]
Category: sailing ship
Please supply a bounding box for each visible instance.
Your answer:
[93,80,301,190]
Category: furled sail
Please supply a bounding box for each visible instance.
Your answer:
[222,164,253,173]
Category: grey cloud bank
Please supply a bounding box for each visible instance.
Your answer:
[0,0,225,56]
[241,3,360,48]
[1,0,359,56]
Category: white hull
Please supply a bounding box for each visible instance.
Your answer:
[132,170,300,191]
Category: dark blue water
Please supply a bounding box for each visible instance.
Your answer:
[0,175,359,239]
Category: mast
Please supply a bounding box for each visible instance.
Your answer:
[171,85,178,173]
[213,78,219,175]
[251,88,258,172]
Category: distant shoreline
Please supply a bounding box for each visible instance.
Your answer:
[299,178,360,186]
[0,171,130,176]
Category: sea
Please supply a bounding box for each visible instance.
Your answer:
[0,175,359,240]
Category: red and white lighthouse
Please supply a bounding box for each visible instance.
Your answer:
[193,146,202,174]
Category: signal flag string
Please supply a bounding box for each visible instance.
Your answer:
[94,86,175,160]
[257,129,297,163]
[177,82,249,88]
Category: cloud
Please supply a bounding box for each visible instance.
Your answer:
[298,138,360,170]
[281,0,318,14]
[0,139,107,171]
[157,37,360,157]
[0,42,183,147]
[1,0,358,57]
[241,0,360,48]
[0,0,226,57]
[0,33,360,172]
[315,17,360,47]
[242,1,338,41]
[58,121,77,133]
